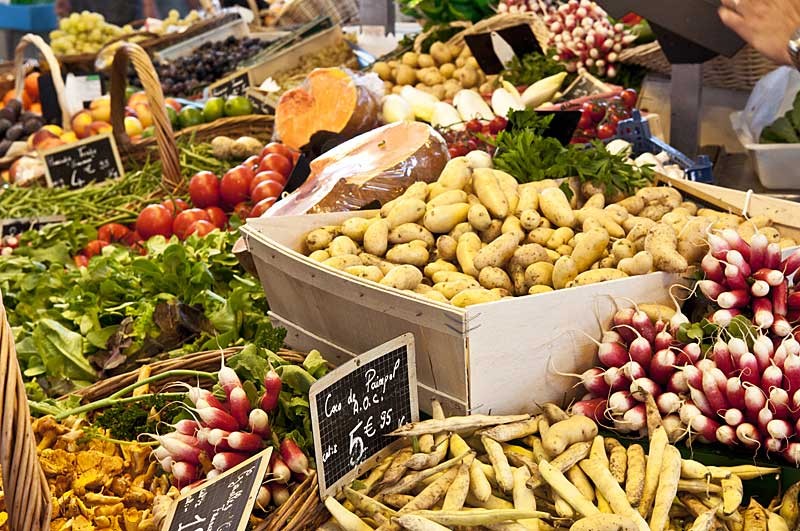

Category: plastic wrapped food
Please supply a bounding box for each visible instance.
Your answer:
[274,67,384,150]
[265,121,450,216]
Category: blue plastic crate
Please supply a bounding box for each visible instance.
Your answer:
[0,3,57,32]
[616,110,714,184]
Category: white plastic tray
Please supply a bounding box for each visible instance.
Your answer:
[731,110,800,190]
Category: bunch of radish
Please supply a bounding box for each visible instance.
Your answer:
[542,0,637,78]
[151,361,311,507]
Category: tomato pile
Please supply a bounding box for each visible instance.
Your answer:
[571,88,637,143]
[441,115,508,157]
[72,141,296,265]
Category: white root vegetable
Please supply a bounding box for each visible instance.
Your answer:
[538,459,599,517]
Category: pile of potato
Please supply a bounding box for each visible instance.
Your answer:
[302,153,795,308]
[324,401,790,531]
[372,42,497,101]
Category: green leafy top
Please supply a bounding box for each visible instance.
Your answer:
[398,0,495,24]
[502,51,573,88]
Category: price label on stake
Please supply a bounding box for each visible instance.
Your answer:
[162,447,272,531]
[41,133,124,189]
[0,215,66,238]
[309,334,419,497]
[208,70,251,99]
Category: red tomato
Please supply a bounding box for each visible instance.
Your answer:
[84,239,109,258]
[97,222,131,243]
[189,171,220,208]
[582,101,606,122]
[251,170,286,193]
[250,197,276,217]
[173,208,211,239]
[186,219,217,237]
[251,179,284,204]
[220,166,253,207]
[233,202,252,219]
[205,206,228,229]
[243,155,260,170]
[260,142,293,161]
[136,204,173,239]
[620,88,638,110]
[596,122,616,140]
[73,254,89,268]
[257,153,292,178]
[161,198,190,216]
[123,230,143,247]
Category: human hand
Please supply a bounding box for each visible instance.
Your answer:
[719,0,800,65]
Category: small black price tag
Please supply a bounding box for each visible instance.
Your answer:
[208,70,251,99]
[162,448,272,531]
[463,23,543,75]
[0,215,66,238]
[41,133,124,189]
[310,334,419,497]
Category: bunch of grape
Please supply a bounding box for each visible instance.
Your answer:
[50,11,132,55]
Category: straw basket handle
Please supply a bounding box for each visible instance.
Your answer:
[0,292,51,531]
[14,33,71,131]
[109,42,182,191]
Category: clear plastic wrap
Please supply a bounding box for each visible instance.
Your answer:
[274,67,385,151]
[265,121,450,216]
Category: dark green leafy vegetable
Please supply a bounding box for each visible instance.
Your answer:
[398,0,494,24]
[760,91,800,144]
[502,51,573,89]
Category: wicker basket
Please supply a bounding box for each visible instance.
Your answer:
[414,12,550,54]
[108,42,274,177]
[618,41,778,92]
[275,0,358,27]
[0,292,51,531]
[0,34,72,170]
[67,346,330,531]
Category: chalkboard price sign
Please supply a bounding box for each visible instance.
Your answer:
[163,447,272,531]
[0,215,66,238]
[310,334,419,496]
[41,133,124,189]
[209,70,251,99]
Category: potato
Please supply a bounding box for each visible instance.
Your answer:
[571,228,610,272]
[761,226,781,244]
[480,220,503,243]
[677,217,709,264]
[432,271,478,284]
[380,265,423,290]
[372,61,391,80]
[517,183,540,213]
[423,203,470,234]
[457,67,479,89]
[437,157,471,191]
[539,187,576,228]
[306,227,336,251]
[661,211,689,234]
[528,285,554,295]
[394,64,417,86]
[341,217,372,242]
[401,51,419,67]
[417,53,434,68]
[520,209,541,231]
[583,193,605,209]
[679,201,698,215]
[510,243,549,269]
[439,63,456,78]
[429,84,446,100]
[570,514,638,531]
[467,203,492,231]
[451,288,503,308]
[552,256,578,289]
[545,249,560,262]
[576,208,624,238]
[494,170,520,214]
[429,42,453,65]
[424,259,458,278]
[712,213,743,231]
[645,223,689,273]
[478,267,513,291]
[542,416,598,456]
[525,261,554,288]
[568,268,629,287]
[615,195,644,216]
[617,251,653,276]
[472,168,509,219]
[428,189,468,209]
[556,244,573,256]
[433,278,481,299]
[599,256,617,269]
[386,198,426,228]
[781,238,798,249]
[389,223,435,248]
[611,239,635,262]
[449,222,474,241]
[308,249,330,262]
[436,235,458,262]
[386,241,430,266]
[501,215,525,243]
[473,232,519,270]
[323,254,362,270]
[539,218,552,229]
[638,303,676,323]
[636,186,682,208]
[345,265,384,283]
[526,227,555,246]
[329,235,359,257]
[604,204,629,224]
[546,227,575,250]
[456,232,482,278]
[363,219,390,256]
